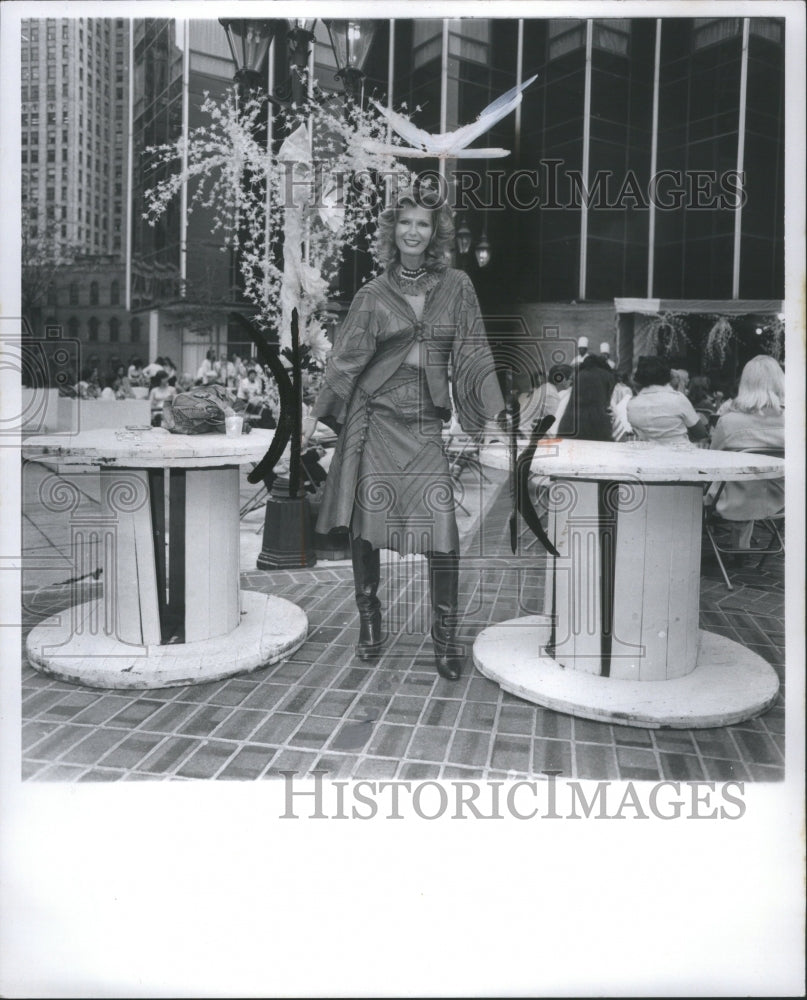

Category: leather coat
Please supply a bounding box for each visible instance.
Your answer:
[311,267,504,433]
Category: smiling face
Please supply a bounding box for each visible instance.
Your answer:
[395,204,434,268]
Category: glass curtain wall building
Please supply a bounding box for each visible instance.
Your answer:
[128,19,248,376]
[125,16,784,373]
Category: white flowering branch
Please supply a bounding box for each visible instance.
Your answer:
[143,86,415,364]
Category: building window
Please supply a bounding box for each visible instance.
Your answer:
[750,18,784,44]
[88,317,99,342]
[69,282,79,305]
[692,18,742,50]
[130,317,141,343]
[109,317,119,342]
[46,284,58,307]
[110,280,120,305]
[89,281,99,305]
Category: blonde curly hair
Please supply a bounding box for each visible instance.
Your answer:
[375,188,455,273]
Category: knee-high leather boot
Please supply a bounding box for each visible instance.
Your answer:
[428,551,464,681]
[351,535,383,660]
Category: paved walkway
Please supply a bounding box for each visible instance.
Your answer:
[20,456,785,782]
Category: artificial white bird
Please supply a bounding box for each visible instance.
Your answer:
[367,74,538,159]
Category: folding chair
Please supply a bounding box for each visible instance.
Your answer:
[703,446,784,590]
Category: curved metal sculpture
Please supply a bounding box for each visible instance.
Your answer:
[228,311,294,487]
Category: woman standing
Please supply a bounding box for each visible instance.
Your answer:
[302,191,504,680]
[556,351,616,441]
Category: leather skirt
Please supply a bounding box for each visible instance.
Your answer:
[315,364,459,555]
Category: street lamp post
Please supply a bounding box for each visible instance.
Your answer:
[323,20,378,103]
[219,17,380,569]
[219,17,317,569]
[219,19,278,100]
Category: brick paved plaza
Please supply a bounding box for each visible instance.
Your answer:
[19,457,785,783]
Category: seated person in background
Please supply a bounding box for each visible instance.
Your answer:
[162,356,178,386]
[99,377,117,401]
[669,368,690,394]
[709,355,784,549]
[113,365,135,399]
[687,374,717,412]
[148,371,177,426]
[231,353,248,385]
[609,371,635,441]
[142,356,167,380]
[714,378,739,417]
[238,367,276,429]
[539,363,573,434]
[217,351,237,388]
[195,349,218,385]
[557,352,616,441]
[237,367,264,406]
[75,366,101,399]
[509,368,543,435]
[626,356,708,445]
[127,357,145,385]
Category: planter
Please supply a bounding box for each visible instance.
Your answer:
[257,476,318,569]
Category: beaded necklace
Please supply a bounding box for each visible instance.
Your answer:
[390,262,441,296]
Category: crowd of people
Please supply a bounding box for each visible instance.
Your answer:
[68,350,284,428]
[509,341,785,552]
[511,336,783,454]
[66,324,783,556]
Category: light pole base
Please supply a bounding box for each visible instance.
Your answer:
[257,478,318,569]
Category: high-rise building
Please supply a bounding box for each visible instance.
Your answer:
[21,16,129,258]
[20,16,132,378]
